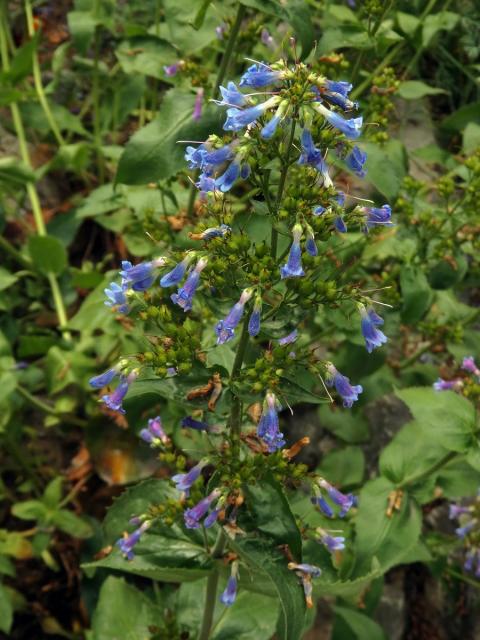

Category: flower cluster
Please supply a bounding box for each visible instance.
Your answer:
[433,356,480,395]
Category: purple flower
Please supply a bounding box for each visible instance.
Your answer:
[171,258,208,312]
[326,364,363,408]
[140,416,169,446]
[220,563,238,606]
[217,82,246,107]
[311,496,334,518]
[278,329,298,346]
[318,532,345,553]
[433,378,463,391]
[288,563,322,578]
[89,367,118,389]
[181,416,210,431]
[261,29,276,49]
[281,224,305,279]
[305,225,318,256]
[215,23,227,40]
[172,460,207,494]
[319,479,356,517]
[346,145,367,177]
[248,296,262,337]
[104,282,128,313]
[239,63,283,88]
[160,255,194,288]
[464,549,476,572]
[462,356,480,376]
[116,521,150,560]
[316,103,362,139]
[193,88,204,121]
[120,258,166,292]
[215,289,252,345]
[204,507,222,528]
[164,62,180,76]
[298,129,333,187]
[184,488,221,529]
[101,371,137,414]
[449,504,471,519]
[364,204,393,231]
[359,305,387,353]
[257,392,285,452]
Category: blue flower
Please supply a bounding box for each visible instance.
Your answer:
[89,367,118,389]
[318,532,345,553]
[257,392,285,452]
[215,160,241,192]
[215,289,252,345]
[261,114,281,139]
[334,216,347,233]
[319,479,357,517]
[346,145,367,177]
[322,80,358,110]
[313,205,325,217]
[311,496,334,518]
[202,144,235,166]
[218,82,246,107]
[116,521,150,560]
[101,371,137,414]
[326,364,363,408]
[189,225,231,241]
[104,282,128,313]
[239,63,283,87]
[184,488,221,529]
[464,549,476,573]
[278,329,298,346]
[456,520,476,538]
[181,416,210,431]
[305,225,318,256]
[364,204,393,231]
[325,80,352,97]
[281,224,305,279]
[160,255,194,288]
[220,563,239,606]
[139,416,170,446]
[120,258,166,292]
[196,170,216,195]
[288,563,322,578]
[185,144,207,169]
[171,258,208,312]
[172,460,207,495]
[449,504,471,519]
[316,103,363,139]
[359,305,387,353]
[204,507,222,528]
[248,296,262,337]
[223,96,280,132]
[298,129,333,187]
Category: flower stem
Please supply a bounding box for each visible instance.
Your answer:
[24,0,65,147]
[0,8,71,340]
[197,529,227,640]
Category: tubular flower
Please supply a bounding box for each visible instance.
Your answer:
[171,258,208,312]
[456,520,477,538]
[223,96,281,132]
[280,224,305,279]
[239,62,284,87]
[346,145,367,177]
[298,129,333,187]
[305,224,318,256]
[261,101,288,139]
[184,488,222,529]
[172,460,208,495]
[164,62,182,76]
[120,258,166,292]
[311,496,334,518]
[217,81,247,107]
[139,416,170,446]
[462,356,480,377]
[248,295,262,337]
[315,103,363,139]
[215,289,253,345]
[104,282,128,313]
[257,392,285,452]
[317,530,346,553]
[359,304,387,353]
[363,204,393,231]
[325,363,363,408]
[116,521,150,560]
[101,371,137,414]
[220,562,239,606]
[189,225,231,241]
[318,479,357,517]
[160,254,195,288]
[193,88,204,120]
[278,329,298,346]
[433,378,463,392]
[181,416,210,431]
[322,80,358,111]
[449,504,471,519]
[89,367,118,389]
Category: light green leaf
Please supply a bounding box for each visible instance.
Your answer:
[422,11,459,47]
[51,510,93,538]
[115,36,177,79]
[28,235,67,275]
[362,140,407,201]
[0,582,13,634]
[463,122,480,154]
[316,446,365,487]
[0,157,36,187]
[397,80,446,100]
[396,11,420,37]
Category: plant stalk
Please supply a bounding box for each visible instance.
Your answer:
[198,529,227,640]
[270,120,297,259]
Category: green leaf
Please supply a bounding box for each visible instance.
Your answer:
[243,475,302,560]
[92,576,159,640]
[177,579,280,640]
[0,372,17,405]
[463,122,480,154]
[396,11,420,37]
[353,477,422,575]
[192,0,213,29]
[43,477,63,508]
[116,89,224,185]
[287,2,315,59]
[115,36,177,79]
[239,0,285,18]
[51,510,93,538]
[397,80,446,100]
[0,157,36,187]
[318,405,370,444]
[1,33,39,84]
[0,268,18,291]
[28,235,67,275]
[422,11,459,47]
[437,460,480,499]
[0,582,13,634]
[395,388,476,453]
[316,446,365,487]
[362,140,407,201]
[441,102,480,132]
[400,265,434,323]
[333,605,387,640]
[230,537,306,640]
[11,500,47,522]
[206,344,236,375]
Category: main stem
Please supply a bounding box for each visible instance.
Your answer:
[0,9,71,340]
[197,317,250,640]
[187,3,246,219]
[270,120,297,259]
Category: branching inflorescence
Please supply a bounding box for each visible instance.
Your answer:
[90,55,394,610]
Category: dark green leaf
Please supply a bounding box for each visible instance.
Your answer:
[316,446,365,487]
[333,605,387,640]
[318,405,370,444]
[192,0,213,29]
[287,3,315,59]
[51,510,93,538]
[0,582,13,634]
[28,235,68,275]
[362,141,407,201]
[400,265,434,323]
[0,157,36,187]
[115,36,177,79]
